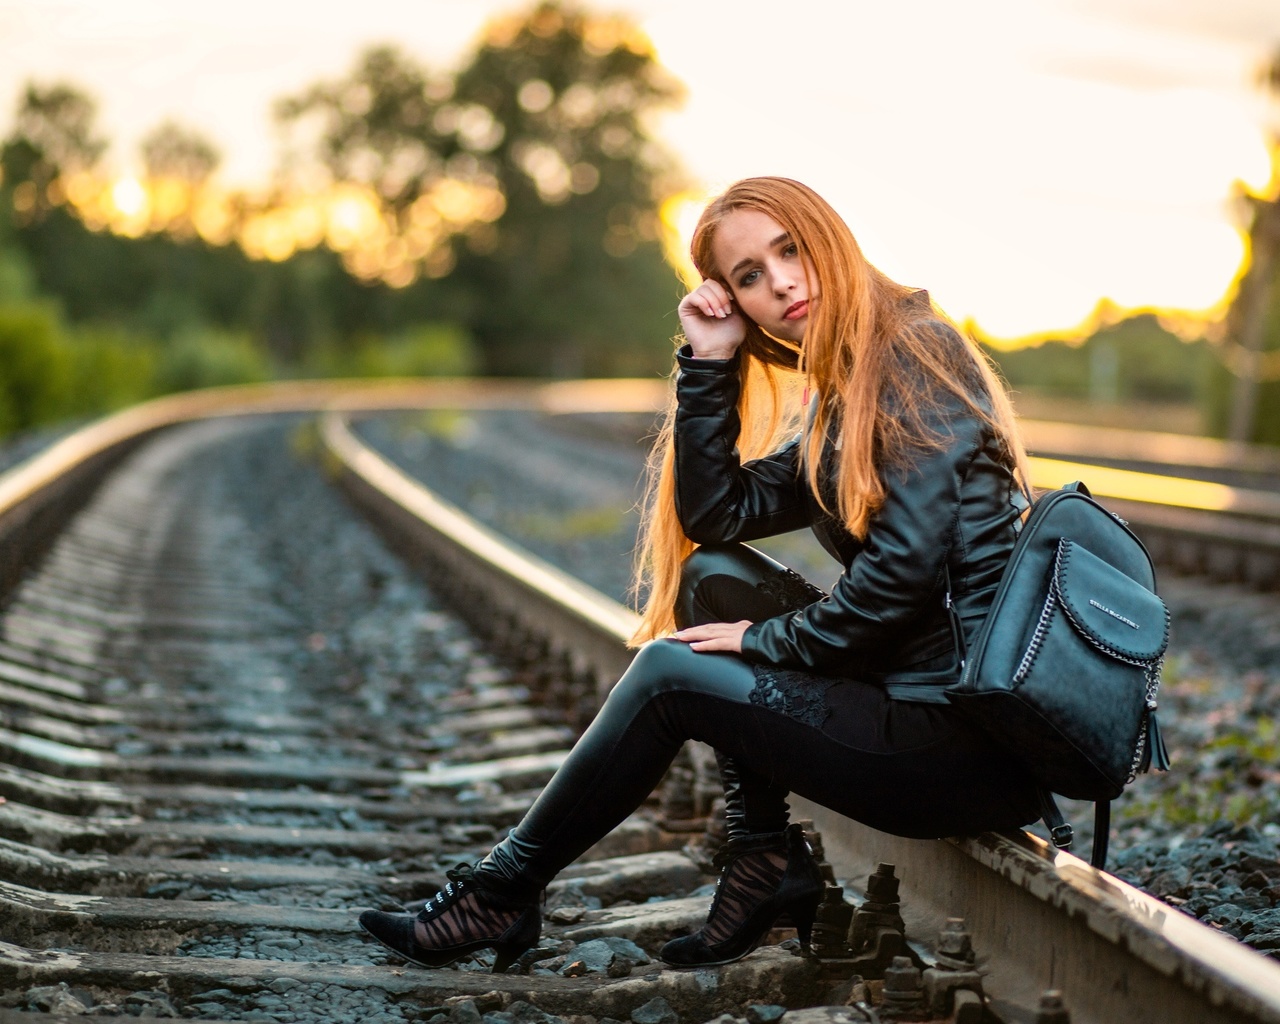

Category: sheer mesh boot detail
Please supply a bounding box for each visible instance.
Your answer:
[702,845,788,945]
[660,823,824,967]
[359,864,540,973]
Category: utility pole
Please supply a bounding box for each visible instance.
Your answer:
[1225,170,1280,442]
[1226,47,1280,444]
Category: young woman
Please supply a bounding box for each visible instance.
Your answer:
[359,177,1041,972]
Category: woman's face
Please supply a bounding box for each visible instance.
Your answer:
[711,208,817,344]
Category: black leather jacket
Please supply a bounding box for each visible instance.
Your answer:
[673,325,1026,702]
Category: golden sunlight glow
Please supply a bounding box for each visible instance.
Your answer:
[55,169,503,288]
[1029,457,1280,517]
[325,185,384,252]
[659,191,709,291]
[110,177,147,218]
[191,195,236,246]
[105,176,152,237]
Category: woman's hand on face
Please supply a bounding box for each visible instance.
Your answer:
[678,280,746,360]
[672,620,752,654]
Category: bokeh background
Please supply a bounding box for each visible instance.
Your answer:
[1,0,1277,440]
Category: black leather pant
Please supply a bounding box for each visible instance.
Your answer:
[479,544,1040,896]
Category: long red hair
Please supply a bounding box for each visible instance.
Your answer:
[629,177,1028,644]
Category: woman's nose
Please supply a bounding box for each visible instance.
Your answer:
[770,265,795,294]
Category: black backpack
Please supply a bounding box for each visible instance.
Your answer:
[944,481,1171,868]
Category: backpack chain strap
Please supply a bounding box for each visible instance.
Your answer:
[1012,542,1070,686]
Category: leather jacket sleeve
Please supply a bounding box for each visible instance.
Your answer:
[670,343,998,680]
[673,347,812,543]
[740,391,987,674]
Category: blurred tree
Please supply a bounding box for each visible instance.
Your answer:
[446,2,685,376]
[140,121,221,184]
[137,121,223,240]
[277,2,686,376]
[0,195,37,301]
[0,82,107,220]
[276,45,447,222]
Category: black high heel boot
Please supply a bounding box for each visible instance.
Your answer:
[359,864,541,973]
[660,822,823,967]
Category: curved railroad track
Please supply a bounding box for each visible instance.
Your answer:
[0,380,1277,1024]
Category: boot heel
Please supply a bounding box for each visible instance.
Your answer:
[492,944,522,974]
[789,890,822,950]
[490,905,541,973]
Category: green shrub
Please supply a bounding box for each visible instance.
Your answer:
[153,330,272,392]
[66,325,159,415]
[305,323,476,379]
[0,302,73,434]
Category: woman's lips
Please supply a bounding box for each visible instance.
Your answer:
[783,300,808,321]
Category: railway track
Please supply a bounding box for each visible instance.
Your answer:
[0,381,1278,1024]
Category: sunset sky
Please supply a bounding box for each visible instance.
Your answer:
[0,0,1276,339]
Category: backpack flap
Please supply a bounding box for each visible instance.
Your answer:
[1053,539,1169,664]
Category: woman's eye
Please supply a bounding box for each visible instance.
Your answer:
[739,269,761,286]
[783,243,798,257]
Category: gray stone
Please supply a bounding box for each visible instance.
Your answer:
[565,896,708,951]
[196,990,238,1000]
[771,1011,869,1024]
[631,997,679,1024]
[548,905,589,923]
[567,937,652,974]
[551,852,705,907]
[124,991,179,1018]
[506,1000,569,1024]
[451,1000,486,1024]
[28,984,88,1015]
[594,936,652,965]
[745,1006,786,1024]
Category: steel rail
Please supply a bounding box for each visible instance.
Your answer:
[319,408,1280,1024]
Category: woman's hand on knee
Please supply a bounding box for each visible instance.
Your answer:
[672,620,752,653]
